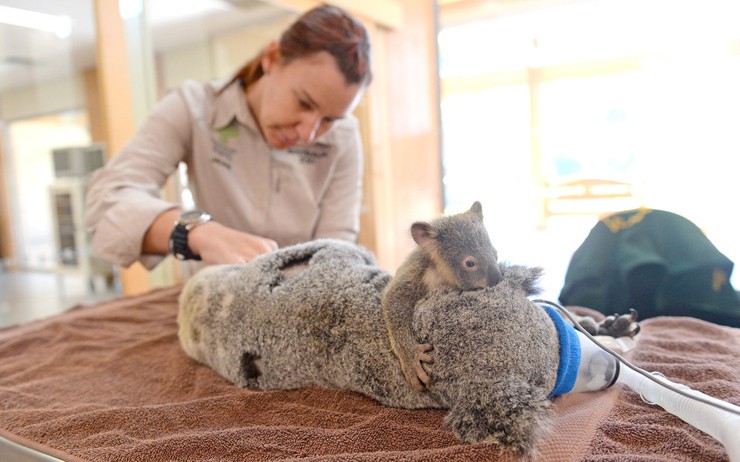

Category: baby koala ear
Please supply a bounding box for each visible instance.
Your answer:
[411,222,436,246]
[443,378,552,455]
[469,201,483,217]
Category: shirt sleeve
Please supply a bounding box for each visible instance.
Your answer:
[84,84,197,269]
[313,119,363,242]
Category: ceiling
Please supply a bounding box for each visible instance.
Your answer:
[0,0,293,94]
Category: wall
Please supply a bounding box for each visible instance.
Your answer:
[158,18,293,91]
[357,0,443,272]
[0,76,87,122]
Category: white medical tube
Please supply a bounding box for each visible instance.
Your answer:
[617,365,740,462]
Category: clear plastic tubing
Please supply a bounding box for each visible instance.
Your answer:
[617,365,740,461]
[571,329,740,461]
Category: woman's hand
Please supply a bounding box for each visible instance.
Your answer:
[188,221,279,264]
[143,209,278,265]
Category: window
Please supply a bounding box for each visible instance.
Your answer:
[438,0,740,297]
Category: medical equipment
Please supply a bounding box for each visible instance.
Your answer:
[536,299,740,462]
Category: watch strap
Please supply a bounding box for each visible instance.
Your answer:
[169,222,201,261]
[169,210,211,261]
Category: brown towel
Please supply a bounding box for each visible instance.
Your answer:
[0,287,737,461]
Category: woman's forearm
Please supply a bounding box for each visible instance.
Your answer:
[142,208,182,255]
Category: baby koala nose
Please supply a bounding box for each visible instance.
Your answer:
[488,263,503,287]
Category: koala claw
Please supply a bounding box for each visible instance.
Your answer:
[401,364,426,392]
[414,363,433,389]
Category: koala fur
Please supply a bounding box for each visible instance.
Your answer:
[178,239,561,454]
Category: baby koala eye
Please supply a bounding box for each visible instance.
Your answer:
[462,256,478,271]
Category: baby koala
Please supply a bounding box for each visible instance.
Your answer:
[381,201,502,392]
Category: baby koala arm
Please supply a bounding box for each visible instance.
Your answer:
[381,255,435,392]
[572,309,640,338]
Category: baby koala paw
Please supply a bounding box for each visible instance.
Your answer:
[399,343,435,392]
[415,343,434,388]
[598,309,640,338]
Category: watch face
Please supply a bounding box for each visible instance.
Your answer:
[179,210,211,226]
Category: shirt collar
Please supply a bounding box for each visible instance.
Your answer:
[209,79,260,133]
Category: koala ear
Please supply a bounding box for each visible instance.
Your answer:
[500,265,544,297]
[411,222,436,246]
[443,379,552,455]
[469,201,483,217]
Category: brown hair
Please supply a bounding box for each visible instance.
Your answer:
[224,4,372,91]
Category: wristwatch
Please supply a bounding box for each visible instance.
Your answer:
[169,210,212,261]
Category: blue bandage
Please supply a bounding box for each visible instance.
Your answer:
[541,305,581,397]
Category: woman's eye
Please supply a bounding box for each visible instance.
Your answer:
[299,100,311,110]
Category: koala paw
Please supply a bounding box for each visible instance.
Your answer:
[398,343,435,392]
[598,309,640,338]
[415,343,434,387]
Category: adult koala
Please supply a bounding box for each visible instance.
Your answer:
[178,239,606,455]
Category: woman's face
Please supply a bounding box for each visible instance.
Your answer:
[247,45,364,150]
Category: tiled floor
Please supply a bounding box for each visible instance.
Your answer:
[0,270,120,329]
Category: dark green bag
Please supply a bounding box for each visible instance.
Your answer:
[559,208,740,327]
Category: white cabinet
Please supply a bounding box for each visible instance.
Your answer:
[49,178,113,291]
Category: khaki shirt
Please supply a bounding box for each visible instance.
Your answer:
[85,79,363,269]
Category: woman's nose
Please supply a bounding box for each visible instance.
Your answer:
[297,114,322,144]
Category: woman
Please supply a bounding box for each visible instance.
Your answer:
[85,5,372,269]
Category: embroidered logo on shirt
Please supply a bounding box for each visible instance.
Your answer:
[210,123,238,170]
[287,143,330,164]
[211,139,236,170]
[601,208,652,233]
[217,125,240,144]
